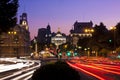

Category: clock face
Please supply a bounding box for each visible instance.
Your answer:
[22,21,27,25]
[22,20,29,30]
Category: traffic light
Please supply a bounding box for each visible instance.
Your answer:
[58,52,62,56]
[67,51,71,56]
[109,39,112,43]
[74,52,78,56]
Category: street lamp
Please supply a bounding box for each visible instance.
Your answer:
[14,35,19,58]
[84,29,94,57]
[33,38,38,53]
[110,26,116,50]
[8,31,17,57]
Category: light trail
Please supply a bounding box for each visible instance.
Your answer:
[0,61,40,80]
[92,63,120,69]
[12,70,34,80]
[23,75,32,80]
[91,64,120,72]
[76,63,120,75]
[67,61,105,80]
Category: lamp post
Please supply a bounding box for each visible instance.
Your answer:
[14,35,19,58]
[8,31,17,57]
[34,38,37,52]
[84,29,94,57]
[110,27,116,51]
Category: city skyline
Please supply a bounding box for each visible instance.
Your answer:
[18,0,120,39]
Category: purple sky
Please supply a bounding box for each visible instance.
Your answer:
[18,0,120,39]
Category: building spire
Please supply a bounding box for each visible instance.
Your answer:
[58,27,60,32]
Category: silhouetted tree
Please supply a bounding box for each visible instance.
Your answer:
[93,22,109,49]
[93,22,108,37]
[116,22,120,35]
[115,22,120,46]
[0,0,18,33]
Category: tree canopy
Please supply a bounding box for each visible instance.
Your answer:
[0,0,19,33]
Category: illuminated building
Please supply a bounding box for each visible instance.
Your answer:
[51,28,66,49]
[0,13,31,57]
[70,21,94,46]
[70,20,93,33]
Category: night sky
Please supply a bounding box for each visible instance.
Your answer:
[18,0,120,39]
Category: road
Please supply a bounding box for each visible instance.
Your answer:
[1,57,120,80]
[67,59,120,80]
[0,60,40,80]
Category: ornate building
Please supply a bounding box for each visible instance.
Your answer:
[51,28,66,49]
[70,20,93,33]
[70,21,94,46]
[0,13,31,57]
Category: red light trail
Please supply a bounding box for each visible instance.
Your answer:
[67,61,120,80]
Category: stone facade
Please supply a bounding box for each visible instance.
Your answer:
[0,13,31,57]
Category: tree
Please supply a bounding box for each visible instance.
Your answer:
[0,0,19,33]
[116,22,120,35]
[115,22,120,46]
[93,22,109,37]
[93,22,110,49]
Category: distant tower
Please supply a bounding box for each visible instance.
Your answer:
[37,24,52,44]
[20,13,29,30]
[46,23,51,34]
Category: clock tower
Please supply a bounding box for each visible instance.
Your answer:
[20,13,29,30]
